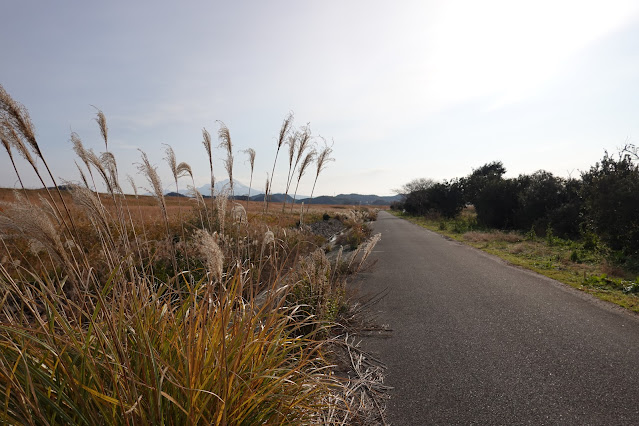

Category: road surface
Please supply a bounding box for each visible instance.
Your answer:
[356,211,639,424]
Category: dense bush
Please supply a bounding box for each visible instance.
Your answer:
[581,152,639,254]
[401,181,464,218]
[473,178,519,229]
[398,150,639,265]
[459,161,506,205]
[513,171,583,238]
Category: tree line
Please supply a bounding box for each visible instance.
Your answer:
[393,147,639,261]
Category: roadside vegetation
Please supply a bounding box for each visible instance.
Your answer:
[392,153,639,313]
[0,84,383,424]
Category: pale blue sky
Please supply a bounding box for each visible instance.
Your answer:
[2,1,639,196]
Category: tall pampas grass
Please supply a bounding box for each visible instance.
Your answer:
[202,127,215,198]
[242,147,256,211]
[307,138,335,212]
[0,84,79,239]
[292,148,316,212]
[267,111,293,211]
[0,92,387,424]
[217,121,234,197]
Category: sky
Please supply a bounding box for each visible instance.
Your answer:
[2,0,639,197]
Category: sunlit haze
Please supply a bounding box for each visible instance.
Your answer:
[2,1,639,196]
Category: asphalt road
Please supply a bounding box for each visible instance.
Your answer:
[356,211,639,425]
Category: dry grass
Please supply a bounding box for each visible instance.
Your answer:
[0,86,384,424]
[463,230,522,244]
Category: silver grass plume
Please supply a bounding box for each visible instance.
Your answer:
[177,162,192,180]
[195,229,224,282]
[80,147,113,194]
[100,151,121,194]
[242,147,256,209]
[71,132,91,173]
[216,189,229,236]
[230,203,247,224]
[136,150,167,220]
[0,84,40,158]
[75,161,90,189]
[0,84,80,239]
[187,185,205,207]
[307,138,335,211]
[93,106,108,151]
[291,149,316,211]
[268,112,294,209]
[1,120,36,169]
[164,144,178,183]
[217,121,234,195]
[202,127,214,196]
[67,182,112,236]
[126,175,139,198]
[288,124,312,192]
[0,191,76,284]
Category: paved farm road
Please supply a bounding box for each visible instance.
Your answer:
[356,211,639,425]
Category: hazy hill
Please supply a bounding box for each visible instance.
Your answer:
[147,179,399,205]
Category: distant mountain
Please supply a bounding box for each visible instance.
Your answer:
[299,193,401,205]
[160,180,401,205]
[165,191,188,198]
[177,179,262,197]
[249,193,294,203]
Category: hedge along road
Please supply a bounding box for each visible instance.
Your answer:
[356,211,639,425]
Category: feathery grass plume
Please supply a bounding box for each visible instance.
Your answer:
[231,203,247,225]
[1,119,36,169]
[163,144,191,266]
[216,189,229,237]
[286,124,312,210]
[0,191,80,292]
[137,149,177,275]
[263,172,271,213]
[92,106,108,151]
[0,85,80,240]
[0,84,39,158]
[71,132,90,173]
[262,229,275,252]
[292,148,316,212]
[177,161,193,181]
[126,174,138,198]
[242,148,256,210]
[164,143,178,182]
[72,132,105,200]
[202,127,215,197]
[307,138,335,212]
[195,229,224,282]
[100,151,122,194]
[188,184,205,206]
[217,121,234,196]
[66,182,120,271]
[136,150,168,229]
[347,232,381,273]
[267,112,294,211]
[188,184,208,228]
[283,129,299,210]
[75,161,90,188]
